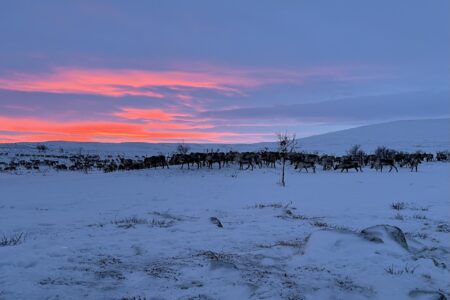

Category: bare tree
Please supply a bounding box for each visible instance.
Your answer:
[277,133,297,187]
[374,146,396,160]
[176,143,190,155]
[347,144,366,164]
[347,144,363,157]
[36,144,48,152]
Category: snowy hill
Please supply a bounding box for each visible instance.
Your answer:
[0,118,448,156]
[295,118,450,154]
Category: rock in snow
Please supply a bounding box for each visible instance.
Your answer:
[210,217,224,228]
[360,224,409,250]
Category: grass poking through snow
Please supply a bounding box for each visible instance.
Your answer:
[0,232,24,247]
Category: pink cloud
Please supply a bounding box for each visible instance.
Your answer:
[0,65,371,99]
[112,107,186,121]
[110,107,215,130]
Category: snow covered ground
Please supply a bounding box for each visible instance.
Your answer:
[1,119,449,299]
[1,162,449,299]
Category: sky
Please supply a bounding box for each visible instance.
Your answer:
[0,0,449,143]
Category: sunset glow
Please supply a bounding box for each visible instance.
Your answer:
[0,116,271,143]
[0,1,448,143]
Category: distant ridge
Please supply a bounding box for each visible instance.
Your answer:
[0,118,448,155]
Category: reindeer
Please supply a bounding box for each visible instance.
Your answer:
[400,156,421,172]
[144,155,169,169]
[205,152,223,169]
[55,164,68,171]
[103,160,118,172]
[261,151,278,168]
[169,154,197,169]
[334,160,363,172]
[371,159,398,172]
[436,151,449,161]
[237,153,255,170]
[424,153,434,162]
[294,161,316,173]
[223,151,237,167]
[409,158,420,172]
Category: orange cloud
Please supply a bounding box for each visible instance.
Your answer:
[0,116,255,143]
[109,107,214,130]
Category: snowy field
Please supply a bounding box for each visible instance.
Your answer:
[1,161,449,300]
[1,119,449,299]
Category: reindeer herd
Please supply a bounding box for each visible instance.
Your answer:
[0,147,449,174]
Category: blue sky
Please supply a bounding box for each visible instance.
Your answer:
[0,0,448,143]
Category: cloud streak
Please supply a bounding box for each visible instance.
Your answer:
[199,91,450,124]
[112,107,186,121]
[0,65,369,100]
